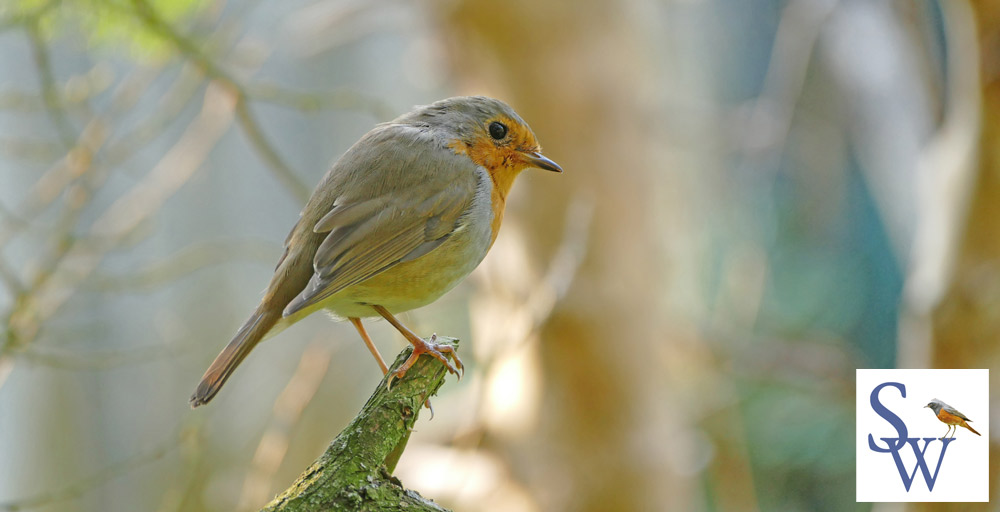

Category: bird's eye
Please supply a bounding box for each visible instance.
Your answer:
[488,121,508,140]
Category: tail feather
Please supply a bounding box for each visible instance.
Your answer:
[964,422,981,436]
[190,306,280,408]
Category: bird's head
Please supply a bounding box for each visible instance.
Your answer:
[925,399,944,413]
[404,96,562,199]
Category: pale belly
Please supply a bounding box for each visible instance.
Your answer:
[315,218,492,319]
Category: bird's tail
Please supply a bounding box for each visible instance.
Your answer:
[964,422,981,436]
[190,305,281,407]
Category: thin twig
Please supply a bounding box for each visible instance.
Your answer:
[246,82,395,119]
[25,18,76,149]
[2,83,236,366]
[128,0,311,202]
[103,64,204,169]
[84,238,279,292]
[233,98,311,201]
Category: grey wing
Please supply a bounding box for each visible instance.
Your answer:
[944,405,971,421]
[282,137,478,316]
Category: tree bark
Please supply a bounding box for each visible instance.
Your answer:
[261,339,456,512]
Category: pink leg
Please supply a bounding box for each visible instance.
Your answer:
[372,305,463,381]
[349,317,389,375]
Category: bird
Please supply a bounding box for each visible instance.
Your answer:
[189,96,562,407]
[924,399,981,439]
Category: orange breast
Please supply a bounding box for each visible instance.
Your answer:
[448,138,520,248]
[487,169,517,247]
[937,409,963,425]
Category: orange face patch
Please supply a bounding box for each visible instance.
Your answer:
[448,116,541,247]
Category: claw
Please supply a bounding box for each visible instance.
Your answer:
[370,305,463,383]
[387,338,463,383]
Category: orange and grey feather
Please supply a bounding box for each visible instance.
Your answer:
[926,399,971,421]
[940,404,971,422]
[925,398,980,435]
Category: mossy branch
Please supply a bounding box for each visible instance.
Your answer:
[261,338,458,512]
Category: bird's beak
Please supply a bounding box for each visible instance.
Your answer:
[522,150,563,173]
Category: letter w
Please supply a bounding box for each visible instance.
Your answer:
[881,437,955,492]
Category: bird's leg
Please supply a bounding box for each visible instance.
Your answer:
[372,305,464,384]
[351,316,435,413]
[349,317,389,375]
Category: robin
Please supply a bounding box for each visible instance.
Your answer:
[190,96,562,407]
[924,399,981,439]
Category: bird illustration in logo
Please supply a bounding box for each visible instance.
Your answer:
[924,399,981,440]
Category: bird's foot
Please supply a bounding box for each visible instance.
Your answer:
[387,334,464,389]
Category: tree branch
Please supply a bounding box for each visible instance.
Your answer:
[261,338,458,512]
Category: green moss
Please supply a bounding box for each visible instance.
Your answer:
[262,338,458,512]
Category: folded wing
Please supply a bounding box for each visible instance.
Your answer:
[283,126,478,316]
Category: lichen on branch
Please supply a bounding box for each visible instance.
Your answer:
[261,337,458,512]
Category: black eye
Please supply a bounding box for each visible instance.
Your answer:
[488,121,507,140]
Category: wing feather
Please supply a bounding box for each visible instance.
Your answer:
[945,405,971,421]
[281,126,479,316]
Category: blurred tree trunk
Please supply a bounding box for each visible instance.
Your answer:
[436,2,694,511]
[917,0,999,510]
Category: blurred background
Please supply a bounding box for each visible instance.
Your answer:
[0,0,997,510]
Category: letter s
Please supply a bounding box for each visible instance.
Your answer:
[868,381,908,452]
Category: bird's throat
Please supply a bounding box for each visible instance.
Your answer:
[447,138,523,247]
[487,167,519,247]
